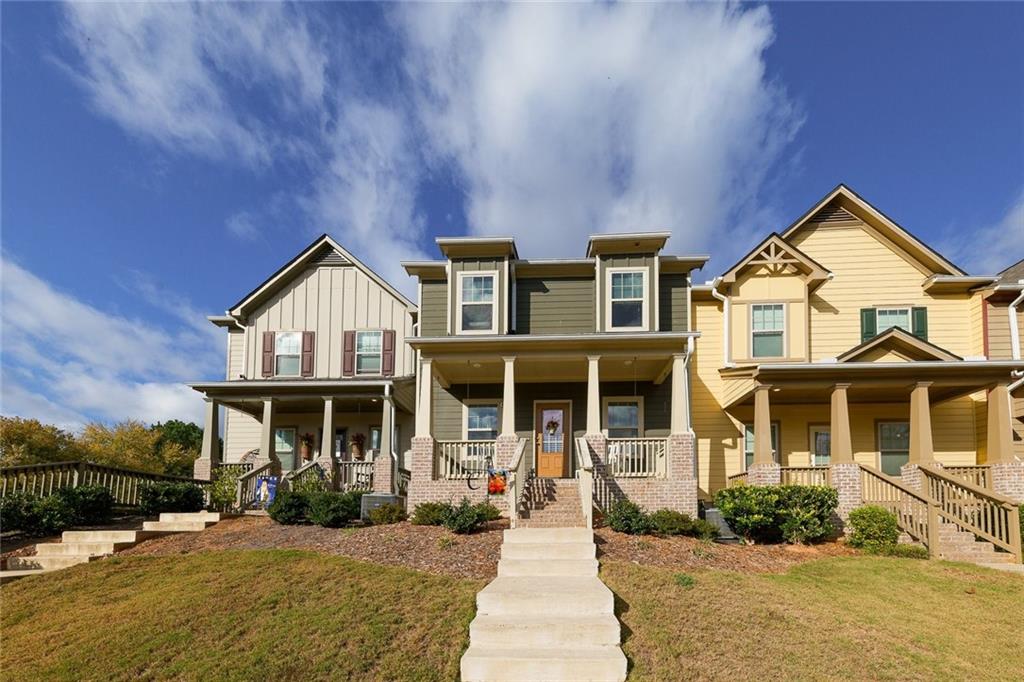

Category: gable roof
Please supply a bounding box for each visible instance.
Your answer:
[228,234,415,318]
[719,233,831,286]
[836,327,962,363]
[996,258,1024,285]
[781,184,966,277]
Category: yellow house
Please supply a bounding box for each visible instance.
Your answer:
[690,185,1024,500]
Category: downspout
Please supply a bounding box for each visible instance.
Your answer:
[684,335,698,478]
[710,278,732,367]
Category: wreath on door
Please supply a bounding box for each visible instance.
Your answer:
[545,419,560,435]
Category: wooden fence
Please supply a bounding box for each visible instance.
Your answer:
[0,461,208,507]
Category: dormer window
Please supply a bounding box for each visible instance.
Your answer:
[458,272,497,334]
[608,269,646,330]
[275,332,302,376]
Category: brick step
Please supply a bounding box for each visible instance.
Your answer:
[941,552,1017,564]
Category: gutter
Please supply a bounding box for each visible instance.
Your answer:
[710,278,732,367]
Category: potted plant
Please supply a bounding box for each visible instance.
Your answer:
[300,433,315,462]
[350,432,366,461]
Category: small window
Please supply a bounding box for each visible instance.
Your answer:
[606,400,641,438]
[878,421,909,476]
[275,427,297,471]
[876,308,911,334]
[466,403,499,441]
[369,426,382,453]
[609,270,646,329]
[355,331,383,375]
[743,422,780,470]
[275,332,301,376]
[459,273,497,333]
[751,304,785,358]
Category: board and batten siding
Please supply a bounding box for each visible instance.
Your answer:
[419,280,448,337]
[243,265,415,379]
[658,273,689,332]
[449,257,508,335]
[515,277,595,334]
[596,254,657,331]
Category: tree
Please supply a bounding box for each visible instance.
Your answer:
[152,420,203,454]
[77,420,164,474]
[0,417,83,466]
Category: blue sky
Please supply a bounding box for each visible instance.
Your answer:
[2,2,1022,430]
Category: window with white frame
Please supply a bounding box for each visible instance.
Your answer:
[465,402,499,441]
[743,422,780,470]
[876,307,911,334]
[878,421,910,476]
[608,269,646,329]
[458,273,497,333]
[355,330,383,375]
[605,398,642,438]
[751,303,785,358]
[275,332,302,376]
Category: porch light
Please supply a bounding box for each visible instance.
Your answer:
[473,362,482,368]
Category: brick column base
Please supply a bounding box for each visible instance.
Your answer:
[495,435,521,471]
[829,462,862,531]
[193,458,213,482]
[747,462,781,486]
[991,462,1024,503]
[373,455,394,494]
[585,433,608,466]
[900,463,925,492]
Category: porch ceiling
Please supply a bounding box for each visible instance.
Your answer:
[433,354,671,384]
[188,379,415,418]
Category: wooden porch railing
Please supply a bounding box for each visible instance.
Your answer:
[605,437,665,478]
[942,465,992,490]
[860,464,935,552]
[235,462,274,510]
[921,464,1021,563]
[336,461,375,492]
[435,440,496,480]
[727,471,749,488]
[506,438,529,528]
[283,460,326,491]
[1,460,208,507]
[780,466,830,486]
[575,437,595,529]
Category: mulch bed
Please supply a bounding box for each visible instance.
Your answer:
[595,527,858,573]
[119,516,508,580]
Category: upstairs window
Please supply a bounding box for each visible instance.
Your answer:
[465,402,499,441]
[275,332,302,376]
[861,306,928,342]
[608,269,646,330]
[604,398,643,439]
[876,307,911,334]
[751,303,785,358]
[458,272,497,334]
[355,330,382,375]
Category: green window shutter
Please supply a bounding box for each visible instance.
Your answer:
[911,307,928,340]
[860,308,877,343]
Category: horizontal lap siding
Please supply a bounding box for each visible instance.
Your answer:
[224,408,261,462]
[658,273,689,332]
[420,280,447,336]
[515,277,594,334]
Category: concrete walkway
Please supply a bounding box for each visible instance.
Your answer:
[461,527,627,682]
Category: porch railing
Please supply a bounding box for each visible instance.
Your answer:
[1,460,209,507]
[605,437,665,478]
[506,438,529,528]
[921,464,1021,563]
[727,471,749,487]
[942,465,992,490]
[235,462,273,510]
[213,462,254,478]
[435,440,496,480]
[283,460,326,491]
[575,437,595,529]
[860,464,934,552]
[780,466,830,486]
[336,461,375,492]
[397,467,412,496]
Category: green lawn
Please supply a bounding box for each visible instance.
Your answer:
[603,557,1024,681]
[1,550,483,681]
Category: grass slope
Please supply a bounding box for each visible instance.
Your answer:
[1,550,483,681]
[603,556,1024,681]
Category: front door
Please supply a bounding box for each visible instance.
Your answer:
[535,402,570,478]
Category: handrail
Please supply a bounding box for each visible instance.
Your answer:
[942,465,992,490]
[575,436,594,529]
[507,438,528,528]
[727,471,749,487]
[283,460,326,491]
[920,464,1021,562]
[780,466,830,486]
[397,467,412,496]
[434,440,497,480]
[605,437,666,478]
[336,460,375,492]
[235,461,273,510]
[860,464,935,552]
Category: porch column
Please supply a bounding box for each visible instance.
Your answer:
[374,394,395,494]
[829,383,860,528]
[749,384,780,485]
[586,355,601,434]
[260,397,279,474]
[415,358,433,437]
[320,396,335,459]
[669,353,690,434]
[988,383,1024,502]
[193,398,220,480]
[501,356,516,437]
[908,382,934,465]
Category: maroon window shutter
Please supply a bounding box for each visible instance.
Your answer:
[381,330,396,377]
[261,331,275,377]
[342,331,356,377]
[301,331,315,377]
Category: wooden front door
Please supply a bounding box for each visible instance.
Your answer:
[535,402,570,478]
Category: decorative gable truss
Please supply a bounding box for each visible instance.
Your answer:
[720,233,831,287]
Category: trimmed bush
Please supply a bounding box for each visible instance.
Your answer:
[0,492,34,532]
[24,495,78,536]
[268,491,311,525]
[649,509,694,536]
[58,485,114,525]
[139,482,205,516]
[306,491,364,527]
[474,501,502,523]
[847,505,900,553]
[778,486,837,544]
[713,485,837,544]
[689,518,721,542]
[442,498,485,534]
[411,502,452,526]
[607,500,653,535]
[369,503,407,525]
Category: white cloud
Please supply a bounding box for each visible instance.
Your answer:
[1,258,219,429]
[944,191,1024,275]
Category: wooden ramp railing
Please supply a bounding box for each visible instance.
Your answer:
[575,437,595,529]
[860,464,935,552]
[942,465,992,490]
[506,438,528,529]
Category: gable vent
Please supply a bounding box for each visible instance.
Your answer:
[310,246,350,266]
[811,203,857,224]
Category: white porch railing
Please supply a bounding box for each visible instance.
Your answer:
[605,437,666,478]
[337,461,375,492]
[506,438,529,528]
[435,440,497,480]
[575,437,595,529]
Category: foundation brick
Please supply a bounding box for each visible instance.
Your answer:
[991,462,1024,503]
[747,462,781,486]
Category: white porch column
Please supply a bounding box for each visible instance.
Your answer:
[321,397,336,459]
[381,394,394,459]
[670,353,690,433]
[908,382,934,465]
[501,356,516,437]
[415,358,433,437]
[200,398,220,464]
[260,397,278,472]
[586,355,601,434]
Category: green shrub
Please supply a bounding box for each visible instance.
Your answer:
[0,492,34,532]
[289,469,330,494]
[24,495,78,536]
[58,485,114,525]
[368,503,406,525]
[474,501,502,522]
[208,469,239,510]
[411,502,452,526]
[690,518,721,541]
[305,491,364,527]
[607,500,653,535]
[442,498,485,534]
[674,573,696,589]
[649,509,695,536]
[139,482,205,516]
[268,491,311,525]
[778,486,837,543]
[713,485,837,544]
[847,505,900,553]
[882,543,929,560]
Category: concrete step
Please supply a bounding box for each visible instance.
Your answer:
[517,520,588,529]
[942,551,1017,564]
[977,563,1024,574]
[501,542,596,561]
[35,541,135,556]
[461,645,627,682]
[476,577,614,617]
[7,554,97,571]
[498,558,599,577]
[503,528,593,544]
[62,530,165,543]
[0,569,46,583]
[158,512,227,523]
[469,614,620,648]
[141,521,212,532]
